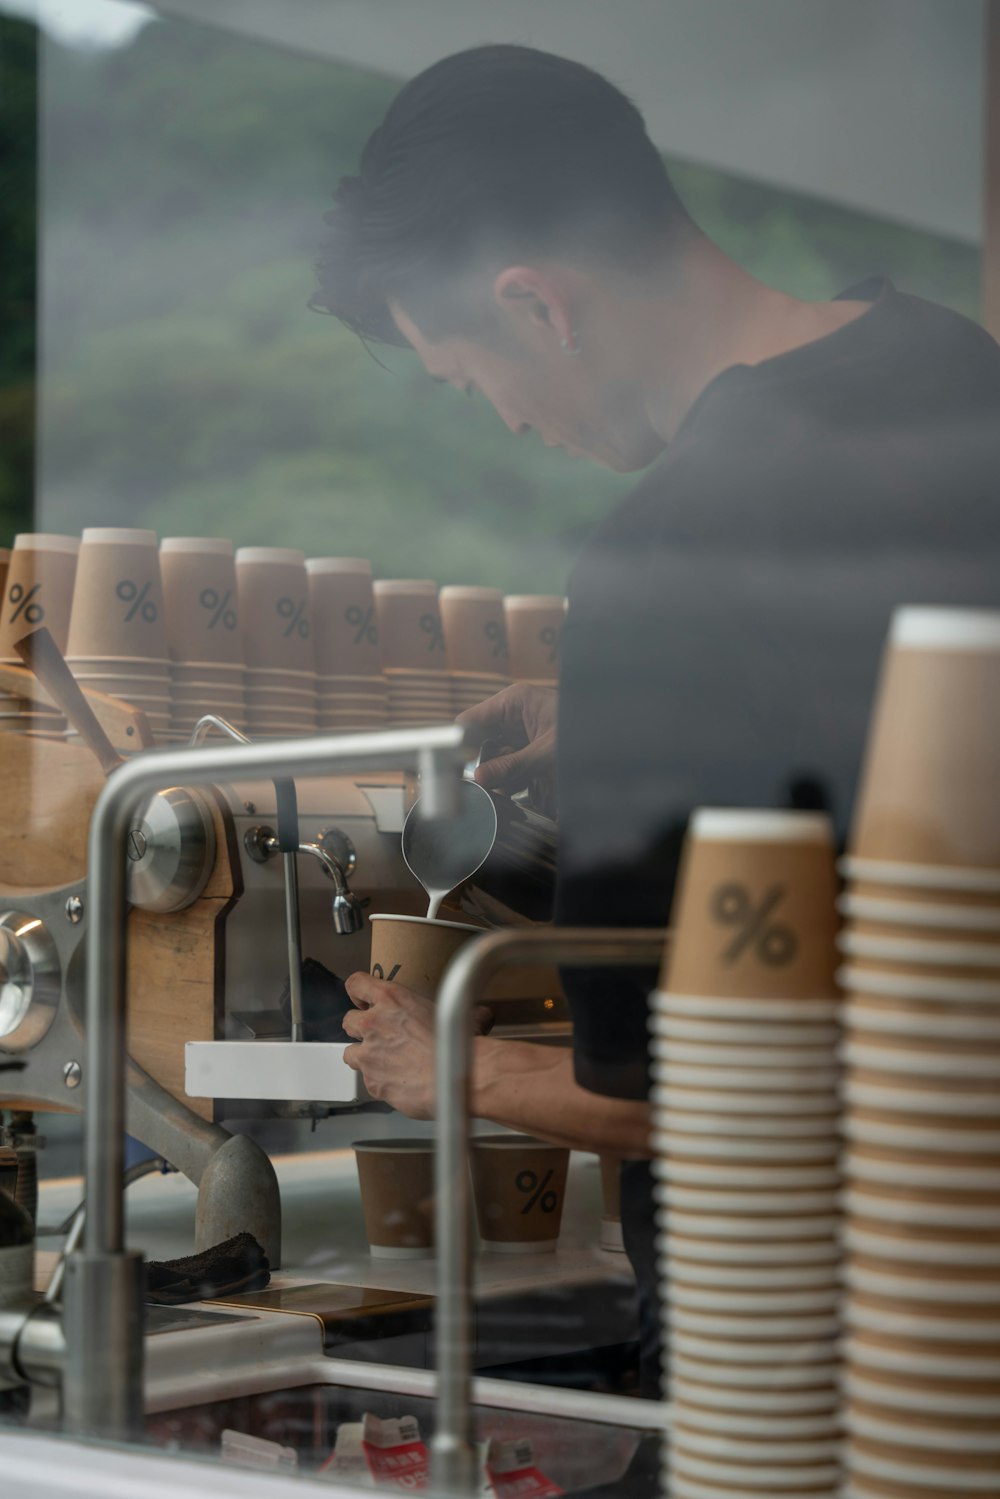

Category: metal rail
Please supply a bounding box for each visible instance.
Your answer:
[431,926,667,1495]
[61,723,472,1439]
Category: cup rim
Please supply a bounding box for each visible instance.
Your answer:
[839,893,1000,932]
[891,605,1000,651]
[840,931,1000,967]
[439,585,504,603]
[368,913,479,934]
[306,557,372,575]
[352,1137,435,1153]
[235,546,305,565]
[503,595,566,610]
[654,992,841,1021]
[688,808,834,844]
[373,578,438,595]
[160,537,233,555]
[80,527,157,546]
[841,857,1000,894]
[839,964,1000,1001]
[470,1134,567,1151]
[12,533,80,554]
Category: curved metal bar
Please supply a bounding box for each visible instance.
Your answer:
[431,926,667,1495]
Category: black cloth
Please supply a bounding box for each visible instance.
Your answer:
[554,279,1000,1382]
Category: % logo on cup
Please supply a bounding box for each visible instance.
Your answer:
[516,1168,558,1216]
[420,613,445,652]
[199,587,237,631]
[484,620,508,660]
[116,579,158,624]
[7,583,45,626]
[346,604,377,646]
[277,597,309,639]
[540,625,560,664]
[712,883,798,967]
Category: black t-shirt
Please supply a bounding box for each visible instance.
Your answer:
[555,279,1000,1100]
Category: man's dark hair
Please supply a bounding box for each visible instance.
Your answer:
[311,44,693,347]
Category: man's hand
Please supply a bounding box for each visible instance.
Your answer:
[343,973,493,1119]
[457,683,558,798]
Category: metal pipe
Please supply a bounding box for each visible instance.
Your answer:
[72,724,471,1439]
[432,926,667,1495]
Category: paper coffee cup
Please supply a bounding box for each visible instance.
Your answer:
[368,914,482,1000]
[160,537,243,665]
[849,607,1000,870]
[373,580,447,671]
[353,1138,435,1258]
[470,1135,569,1253]
[67,528,167,660]
[0,533,80,660]
[307,558,383,677]
[503,594,565,682]
[439,586,510,674]
[236,546,313,671]
[663,810,839,999]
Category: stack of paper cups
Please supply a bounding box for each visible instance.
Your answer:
[307,558,388,731]
[236,547,316,738]
[374,580,451,725]
[652,808,842,1499]
[0,533,80,737]
[439,585,511,714]
[65,528,171,741]
[504,595,565,685]
[160,537,246,740]
[838,607,1000,1499]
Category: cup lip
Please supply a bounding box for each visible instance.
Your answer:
[839,893,1000,932]
[373,578,438,595]
[891,605,1000,651]
[367,913,479,934]
[841,856,1000,894]
[160,537,233,555]
[12,533,81,554]
[80,527,157,546]
[235,546,305,565]
[503,595,566,610]
[688,808,834,843]
[352,1137,436,1153]
[839,931,1000,967]
[306,557,372,575]
[839,963,1000,1001]
[654,991,841,1021]
[439,585,504,602]
[470,1133,566,1150]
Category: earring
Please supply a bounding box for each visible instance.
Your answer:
[561,332,582,356]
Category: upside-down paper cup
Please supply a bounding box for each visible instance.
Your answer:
[160,537,243,665]
[374,580,447,672]
[66,528,167,660]
[307,557,382,677]
[236,546,314,672]
[503,594,565,683]
[439,585,510,674]
[0,533,80,661]
[662,809,839,1000]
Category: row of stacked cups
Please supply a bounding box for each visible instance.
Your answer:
[837,607,1000,1499]
[0,528,566,743]
[652,808,843,1499]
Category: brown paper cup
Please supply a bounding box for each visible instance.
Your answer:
[504,595,565,682]
[160,537,243,665]
[663,809,839,999]
[307,557,382,676]
[0,534,80,660]
[471,1135,569,1253]
[850,607,1000,869]
[66,528,167,660]
[236,546,313,671]
[353,1139,435,1258]
[373,580,447,671]
[368,914,482,999]
[439,586,510,673]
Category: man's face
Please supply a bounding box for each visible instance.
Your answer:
[391,299,665,474]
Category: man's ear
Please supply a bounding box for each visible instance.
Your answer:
[493,266,573,346]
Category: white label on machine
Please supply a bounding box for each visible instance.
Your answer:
[184,1039,367,1103]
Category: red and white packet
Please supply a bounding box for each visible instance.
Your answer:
[318,1415,561,1496]
[483,1437,564,1498]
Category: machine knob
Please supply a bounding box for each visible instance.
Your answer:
[0,913,60,1053]
[126,787,217,914]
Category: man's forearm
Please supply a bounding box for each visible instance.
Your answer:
[472,1037,650,1157]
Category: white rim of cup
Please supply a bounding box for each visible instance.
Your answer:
[160,537,233,554]
[844,1370,1000,1420]
[839,965,1000,1002]
[838,893,1000,933]
[841,1039,1000,1079]
[687,808,834,843]
[667,1284,840,1314]
[843,1114,1000,1151]
[652,1061,842,1090]
[659,1111,839,1139]
[656,1040,837,1068]
[670,1329,839,1364]
[843,1075,1000,1116]
[664,1212,841,1243]
[842,1186,1000,1229]
[840,856,1000,894]
[844,1263,1000,1304]
[439,585,504,602]
[80,527,157,545]
[843,1333,1000,1379]
[352,1138,435,1153]
[306,557,372,575]
[843,1300,1000,1341]
[844,1003,1000,1041]
[839,931,1000,968]
[503,595,565,610]
[846,1444,1000,1490]
[672,1352,839,1389]
[890,604,1000,650]
[367,914,479,934]
[653,992,841,1021]
[843,1151,1000,1191]
[672,1417,840,1453]
[656,1185,842,1215]
[671,1378,838,1414]
[235,546,306,565]
[652,1085,840,1116]
[658,1161,840,1188]
[671,1480,838,1499]
[373,579,438,594]
[12,533,80,553]
[844,1224,1000,1266]
[652,1133,838,1162]
[650,1015,840,1045]
[667,1261,840,1291]
[666,1309,841,1342]
[671,1451,839,1487]
[664,1236,839,1267]
[846,1402,1000,1453]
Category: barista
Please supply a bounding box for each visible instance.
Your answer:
[316,45,1000,1402]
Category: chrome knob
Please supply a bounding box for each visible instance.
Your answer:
[126,787,217,914]
[0,913,60,1053]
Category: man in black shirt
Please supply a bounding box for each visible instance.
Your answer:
[320,44,1000,1417]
